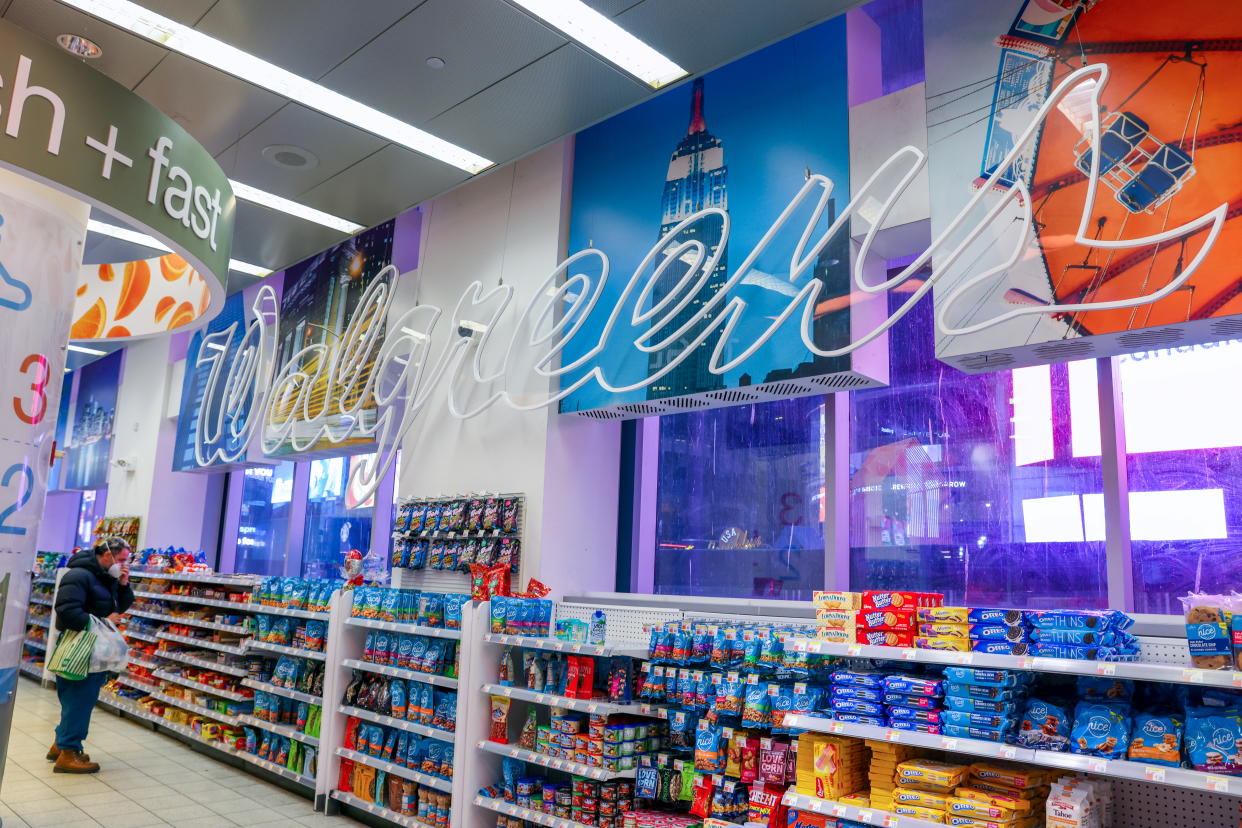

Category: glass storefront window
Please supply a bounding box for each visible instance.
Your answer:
[75,489,105,549]
[234,463,295,576]
[301,455,375,580]
[848,291,1107,608]
[1117,341,1242,613]
[653,397,826,600]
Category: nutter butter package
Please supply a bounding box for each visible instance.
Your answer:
[862,591,943,610]
[860,630,915,647]
[858,609,916,631]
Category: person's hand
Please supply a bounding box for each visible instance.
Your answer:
[106,612,124,624]
[119,560,130,586]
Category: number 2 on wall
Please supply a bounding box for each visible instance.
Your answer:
[0,463,33,535]
[13,353,49,425]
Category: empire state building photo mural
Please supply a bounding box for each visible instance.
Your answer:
[561,17,858,414]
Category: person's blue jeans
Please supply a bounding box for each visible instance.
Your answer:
[54,672,108,752]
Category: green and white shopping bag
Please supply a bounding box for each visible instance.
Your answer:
[47,625,96,681]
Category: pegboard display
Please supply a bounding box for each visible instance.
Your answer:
[389,491,525,594]
[1111,777,1241,828]
[1136,636,1193,666]
[553,601,681,644]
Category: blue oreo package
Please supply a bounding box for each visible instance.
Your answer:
[941,709,1011,729]
[831,669,886,689]
[943,696,1017,714]
[833,699,884,717]
[883,675,943,697]
[942,667,1020,687]
[888,719,941,735]
[1017,698,1071,751]
[1070,701,1131,759]
[968,624,1029,642]
[971,640,1030,655]
[1029,641,1138,661]
[966,608,1026,626]
[831,711,885,727]
[831,685,883,703]
[1027,609,1133,632]
[888,706,942,723]
[882,692,940,709]
[1030,627,1124,646]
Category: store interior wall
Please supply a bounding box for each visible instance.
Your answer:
[392,140,621,598]
[35,490,79,555]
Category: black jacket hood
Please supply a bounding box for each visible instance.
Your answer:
[67,548,110,579]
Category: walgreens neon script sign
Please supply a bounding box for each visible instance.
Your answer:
[193,65,1225,502]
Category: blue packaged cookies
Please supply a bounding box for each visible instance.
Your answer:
[883,692,940,709]
[1017,698,1071,751]
[942,667,1020,687]
[1070,701,1131,759]
[889,718,942,734]
[831,669,886,689]
[888,706,942,723]
[971,640,1030,655]
[1128,712,1183,768]
[942,709,1010,729]
[941,723,1012,742]
[831,685,883,703]
[945,683,1016,701]
[833,698,884,717]
[968,624,1029,642]
[943,696,1017,714]
[883,675,943,697]
[831,710,885,727]
[1185,707,1242,774]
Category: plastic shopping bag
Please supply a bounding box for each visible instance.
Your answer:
[88,616,129,674]
[48,627,95,681]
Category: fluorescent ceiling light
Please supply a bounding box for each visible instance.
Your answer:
[57,0,493,173]
[67,343,108,356]
[507,0,687,88]
[230,180,364,234]
[86,219,269,277]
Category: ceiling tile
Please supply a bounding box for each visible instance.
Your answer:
[192,0,419,80]
[424,43,646,163]
[228,200,349,275]
[214,103,386,205]
[321,0,566,126]
[299,143,470,228]
[618,0,860,75]
[580,0,643,16]
[133,53,286,155]
[2,0,207,89]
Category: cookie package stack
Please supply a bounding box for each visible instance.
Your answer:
[813,591,945,647]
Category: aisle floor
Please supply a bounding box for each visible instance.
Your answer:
[0,678,356,827]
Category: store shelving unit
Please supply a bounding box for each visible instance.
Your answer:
[390,492,526,596]
[782,790,941,828]
[475,740,636,781]
[322,589,476,828]
[473,795,598,828]
[21,566,61,684]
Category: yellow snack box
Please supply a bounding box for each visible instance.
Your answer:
[839,792,870,805]
[815,626,856,644]
[894,803,948,822]
[814,590,861,609]
[918,622,971,639]
[948,797,1017,820]
[897,759,969,788]
[969,762,1051,790]
[954,787,1035,814]
[918,606,971,624]
[967,780,1048,801]
[916,635,972,652]
[815,609,858,626]
[893,788,951,810]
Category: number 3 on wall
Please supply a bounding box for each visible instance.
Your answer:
[0,463,32,535]
[12,353,48,425]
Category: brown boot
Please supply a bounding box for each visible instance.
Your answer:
[53,749,99,774]
[47,743,89,762]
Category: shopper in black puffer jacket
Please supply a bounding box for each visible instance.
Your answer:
[50,538,133,774]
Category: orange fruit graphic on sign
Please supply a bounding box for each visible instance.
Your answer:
[154,296,176,323]
[70,298,107,339]
[167,301,195,330]
[116,260,150,321]
[106,325,131,338]
[98,263,115,282]
[160,254,189,282]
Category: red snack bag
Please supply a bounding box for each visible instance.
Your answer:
[519,578,551,599]
[577,655,595,699]
[470,564,490,600]
[485,564,511,598]
[747,783,787,827]
[738,737,760,784]
[489,695,510,743]
[343,716,361,751]
[759,741,788,784]
[338,757,355,793]
[565,657,582,699]
[690,774,714,818]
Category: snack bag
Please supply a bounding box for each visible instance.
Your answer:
[1070,701,1131,759]
[1128,712,1183,767]
[1181,593,1234,670]
[1185,706,1242,774]
[1016,697,1070,751]
[489,695,510,744]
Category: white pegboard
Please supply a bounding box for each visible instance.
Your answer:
[552,601,681,644]
[1136,636,1193,666]
[1110,777,1240,828]
[682,610,819,633]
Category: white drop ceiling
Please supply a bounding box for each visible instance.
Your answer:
[10,0,862,289]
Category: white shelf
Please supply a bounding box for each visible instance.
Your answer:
[342,659,458,689]
[788,636,1242,690]
[123,628,160,644]
[233,748,314,788]
[475,740,634,780]
[116,673,160,693]
[334,747,453,793]
[786,713,1242,798]
[157,631,248,656]
[18,661,43,678]
[25,617,49,629]
[236,714,320,747]
[339,705,455,741]
[330,790,422,827]
[129,657,161,672]
[28,594,53,607]
[783,791,943,828]
[474,796,593,828]
[253,604,330,620]
[155,648,248,677]
[23,639,46,651]
[344,616,461,638]
[248,640,327,662]
[32,576,55,586]
[130,570,258,588]
[128,608,249,635]
[153,669,250,701]
[482,632,647,658]
[133,590,257,613]
[147,688,242,726]
[100,693,239,754]
[242,677,322,705]
[479,683,644,715]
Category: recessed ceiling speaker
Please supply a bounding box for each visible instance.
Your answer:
[261,144,319,170]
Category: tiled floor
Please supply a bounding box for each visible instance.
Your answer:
[0,678,358,827]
